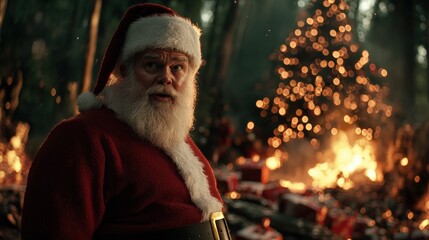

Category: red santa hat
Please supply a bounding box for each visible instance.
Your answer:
[77,3,202,111]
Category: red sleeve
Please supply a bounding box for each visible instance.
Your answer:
[21,119,107,239]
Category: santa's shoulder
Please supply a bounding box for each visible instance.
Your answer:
[51,107,125,137]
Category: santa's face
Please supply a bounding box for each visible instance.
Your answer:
[132,49,190,105]
[104,49,197,149]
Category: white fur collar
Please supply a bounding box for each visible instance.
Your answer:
[164,141,223,221]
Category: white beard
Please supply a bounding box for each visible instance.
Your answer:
[103,73,196,150]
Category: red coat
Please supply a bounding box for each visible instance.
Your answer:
[21,108,222,239]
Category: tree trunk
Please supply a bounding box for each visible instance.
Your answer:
[396,0,415,121]
[215,3,239,88]
[82,0,102,93]
[200,1,240,90]
[426,1,429,103]
[200,1,240,161]
[351,0,360,39]
[0,0,7,30]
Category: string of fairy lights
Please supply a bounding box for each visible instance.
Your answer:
[256,0,392,149]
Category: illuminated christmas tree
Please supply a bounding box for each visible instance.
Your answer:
[257,0,392,150]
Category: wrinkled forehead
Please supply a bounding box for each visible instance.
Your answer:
[139,49,189,62]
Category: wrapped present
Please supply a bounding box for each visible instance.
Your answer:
[237,181,288,199]
[235,218,283,240]
[325,208,357,239]
[278,192,328,225]
[240,161,270,183]
[237,181,267,196]
[215,169,239,194]
[261,182,290,202]
[352,215,375,238]
[269,212,336,239]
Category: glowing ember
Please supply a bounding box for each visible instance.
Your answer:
[262,217,271,228]
[417,193,429,230]
[420,219,429,230]
[400,157,408,166]
[0,122,29,185]
[279,180,306,193]
[308,130,382,190]
[265,156,281,170]
[227,191,241,200]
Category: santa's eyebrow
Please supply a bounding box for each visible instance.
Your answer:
[171,56,188,62]
[142,53,163,59]
[141,52,189,62]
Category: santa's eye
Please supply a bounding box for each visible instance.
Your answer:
[171,64,183,72]
[144,62,161,72]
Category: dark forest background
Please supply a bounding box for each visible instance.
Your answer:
[1,0,428,162]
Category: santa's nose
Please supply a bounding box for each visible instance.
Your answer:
[158,67,173,85]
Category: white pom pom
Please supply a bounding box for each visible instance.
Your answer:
[77,92,103,112]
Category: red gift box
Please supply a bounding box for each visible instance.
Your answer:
[240,161,270,183]
[237,181,266,196]
[235,224,283,240]
[325,208,357,239]
[236,181,289,203]
[278,193,327,225]
[353,215,375,237]
[215,169,239,194]
[261,182,290,202]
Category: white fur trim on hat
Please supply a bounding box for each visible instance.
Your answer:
[122,14,202,69]
[77,92,103,112]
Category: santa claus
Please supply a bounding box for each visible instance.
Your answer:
[22,3,230,240]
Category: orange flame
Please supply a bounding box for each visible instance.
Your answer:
[308,130,382,190]
[0,122,29,185]
[417,193,429,230]
[279,180,306,193]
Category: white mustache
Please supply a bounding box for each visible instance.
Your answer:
[146,85,178,98]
